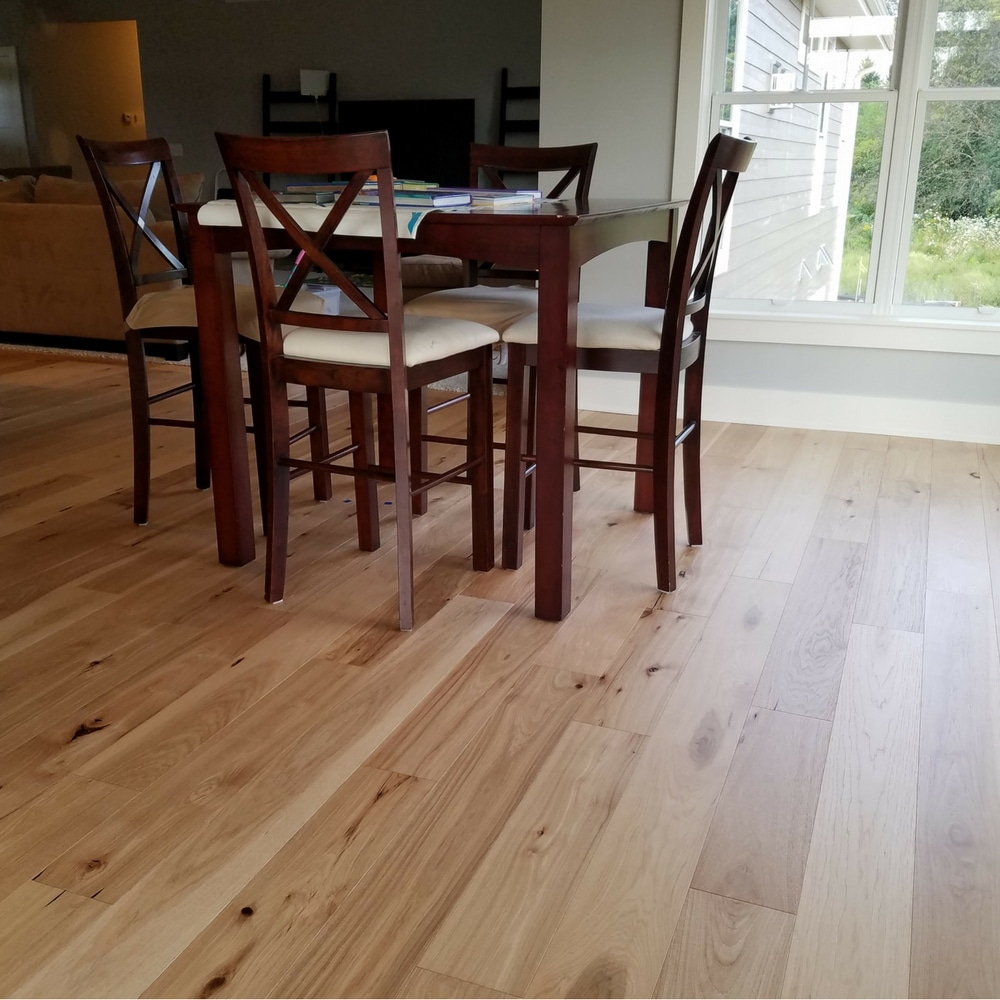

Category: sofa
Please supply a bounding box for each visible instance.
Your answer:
[0,169,203,345]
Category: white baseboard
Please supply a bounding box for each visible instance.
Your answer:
[577,371,1000,445]
[702,385,1000,444]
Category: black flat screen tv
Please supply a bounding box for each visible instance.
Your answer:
[336,98,475,187]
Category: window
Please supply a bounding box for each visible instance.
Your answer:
[709,0,1000,322]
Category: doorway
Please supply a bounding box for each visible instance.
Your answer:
[27,19,146,178]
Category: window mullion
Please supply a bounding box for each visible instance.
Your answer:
[874,0,936,312]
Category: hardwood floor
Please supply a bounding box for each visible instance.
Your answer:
[1,345,999,999]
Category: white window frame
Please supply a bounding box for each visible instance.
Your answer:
[674,0,1000,353]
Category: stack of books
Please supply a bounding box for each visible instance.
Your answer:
[278,180,543,209]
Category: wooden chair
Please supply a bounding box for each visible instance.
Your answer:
[500,133,756,587]
[215,130,499,630]
[404,141,598,334]
[78,135,329,526]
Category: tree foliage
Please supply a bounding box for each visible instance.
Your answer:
[849,0,1000,220]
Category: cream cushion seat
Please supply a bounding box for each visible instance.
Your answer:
[282,314,500,368]
[502,302,694,349]
[127,284,324,340]
[403,284,540,335]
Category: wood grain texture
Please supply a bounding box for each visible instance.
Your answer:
[853,477,929,633]
[781,624,922,999]
[419,722,644,995]
[0,883,107,996]
[926,439,991,596]
[811,446,884,543]
[575,607,706,735]
[270,667,602,999]
[656,890,794,999]
[4,350,1000,999]
[910,591,1000,999]
[734,430,844,584]
[754,537,866,719]
[143,767,432,999]
[21,597,508,997]
[396,967,516,999]
[690,708,832,914]
[525,576,789,999]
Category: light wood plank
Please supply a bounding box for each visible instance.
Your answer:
[525,576,789,999]
[143,767,432,1000]
[926,439,991,596]
[397,967,516,999]
[419,721,644,995]
[20,597,509,998]
[0,774,136,902]
[0,882,108,996]
[367,598,555,779]
[754,537,866,720]
[884,434,933,484]
[267,667,603,999]
[664,505,763,617]
[781,624,922,999]
[575,607,706,735]
[811,446,884,543]
[980,444,1000,637]
[734,430,845,584]
[691,708,832,914]
[853,477,929,632]
[910,591,1000,998]
[35,597,506,904]
[655,890,794,999]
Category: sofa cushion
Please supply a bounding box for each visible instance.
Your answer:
[0,174,36,202]
[33,171,204,220]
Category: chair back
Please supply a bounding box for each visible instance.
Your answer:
[216,131,404,367]
[660,133,755,374]
[469,141,598,200]
[76,136,190,317]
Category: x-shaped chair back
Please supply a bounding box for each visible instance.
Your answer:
[78,136,189,316]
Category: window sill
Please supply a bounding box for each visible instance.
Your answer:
[710,309,1000,356]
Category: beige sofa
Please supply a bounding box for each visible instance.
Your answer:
[0,170,203,344]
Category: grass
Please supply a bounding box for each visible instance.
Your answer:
[840,212,1000,307]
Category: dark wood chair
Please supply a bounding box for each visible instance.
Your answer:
[78,135,330,526]
[215,130,498,630]
[500,133,756,588]
[403,141,598,517]
[404,141,598,333]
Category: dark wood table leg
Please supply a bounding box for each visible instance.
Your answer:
[188,215,256,566]
[533,230,578,621]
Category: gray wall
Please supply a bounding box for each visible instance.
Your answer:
[17,0,540,180]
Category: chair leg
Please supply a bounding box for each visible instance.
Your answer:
[349,390,380,552]
[681,360,704,547]
[264,380,293,604]
[523,363,537,530]
[306,387,333,502]
[187,336,211,492]
[387,383,415,632]
[633,372,656,514]
[652,431,678,593]
[124,328,151,526]
[243,338,269,531]
[468,349,496,572]
[408,386,429,516]
[502,343,530,570]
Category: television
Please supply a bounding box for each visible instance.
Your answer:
[336,98,475,187]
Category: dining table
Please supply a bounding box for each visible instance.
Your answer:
[184,194,683,622]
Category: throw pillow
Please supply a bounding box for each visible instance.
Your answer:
[33,170,204,220]
[0,174,35,202]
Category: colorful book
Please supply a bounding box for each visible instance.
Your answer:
[431,187,543,206]
[354,190,472,207]
[275,191,337,204]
